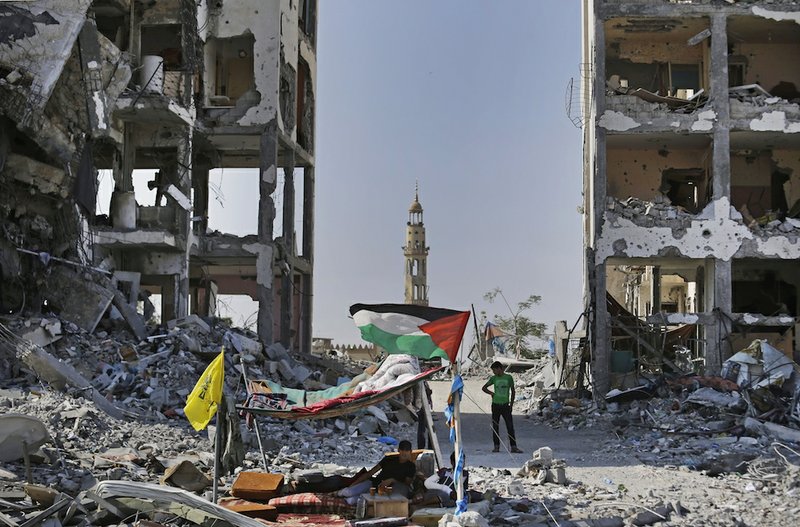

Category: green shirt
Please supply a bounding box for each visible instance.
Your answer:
[486,373,514,404]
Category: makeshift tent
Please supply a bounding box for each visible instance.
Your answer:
[236,366,445,421]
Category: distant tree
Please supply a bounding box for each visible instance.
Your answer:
[484,288,547,359]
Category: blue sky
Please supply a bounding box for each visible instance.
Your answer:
[312,0,585,345]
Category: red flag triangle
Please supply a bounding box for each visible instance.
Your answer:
[419,311,471,363]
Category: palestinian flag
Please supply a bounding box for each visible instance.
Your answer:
[349,303,471,363]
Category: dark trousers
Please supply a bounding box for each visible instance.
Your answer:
[491,403,517,448]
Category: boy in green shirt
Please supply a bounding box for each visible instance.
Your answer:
[482,361,522,453]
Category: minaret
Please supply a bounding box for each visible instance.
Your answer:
[403,183,429,305]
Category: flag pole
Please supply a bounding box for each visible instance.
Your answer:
[212,403,221,503]
[452,348,465,508]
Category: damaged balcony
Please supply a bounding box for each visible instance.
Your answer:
[727,14,800,134]
[116,1,198,125]
[730,131,800,239]
[601,16,713,133]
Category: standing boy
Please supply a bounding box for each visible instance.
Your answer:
[482,361,522,453]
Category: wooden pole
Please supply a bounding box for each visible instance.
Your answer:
[420,383,443,469]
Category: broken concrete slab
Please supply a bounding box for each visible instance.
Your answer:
[0,414,50,463]
[1,323,124,420]
[44,267,114,334]
[20,326,61,348]
[160,460,212,492]
[744,417,800,443]
[110,289,148,341]
[167,315,210,334]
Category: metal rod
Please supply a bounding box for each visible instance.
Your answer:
[452,361,465,509]
[212,405,221,503]
[240,357,269,470]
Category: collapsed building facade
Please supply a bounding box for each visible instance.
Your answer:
[582,0,800,393]
[0,0,317,352]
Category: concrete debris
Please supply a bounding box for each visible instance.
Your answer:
[160,460,212,492]
[0,414,51,463]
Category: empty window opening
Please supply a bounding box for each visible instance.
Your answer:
[727,16,800,98]
[140,25,182,69]
[733,261,798,317]
[605,17,709,100]
[607,263,702,318]
[606,135,712,214]
[661,168,707,214]
[207,35,255,106]
[206,168,259,236]
[731,144,800,221]
[95,12,128,50]
[216,294,258,330]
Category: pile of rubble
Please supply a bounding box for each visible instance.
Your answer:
[736,205,800,238]
[0,310,430,526]
[605,195,697,229]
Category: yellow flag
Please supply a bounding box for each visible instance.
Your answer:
[184,350,225,431]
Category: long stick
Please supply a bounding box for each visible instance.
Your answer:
[240,358,269,470]
[420,382,443,469]
[452,361,465,508]
[212,405,221,503]
[471,304,483,360]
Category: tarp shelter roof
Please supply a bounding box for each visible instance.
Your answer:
[237,366,445,421]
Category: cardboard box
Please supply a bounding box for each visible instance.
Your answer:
[231,472,285,501]
[364,495,408,518]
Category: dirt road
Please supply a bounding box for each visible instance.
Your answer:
[427,379,726,501]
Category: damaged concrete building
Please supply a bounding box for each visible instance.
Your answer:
[582,0,800,393]
[0,0,317,352]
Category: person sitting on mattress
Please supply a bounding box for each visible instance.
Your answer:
[338,440,416,504]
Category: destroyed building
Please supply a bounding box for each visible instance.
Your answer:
[581,0,800,393]
[0,0,317,352]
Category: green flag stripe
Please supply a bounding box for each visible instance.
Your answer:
[358,323,449,361]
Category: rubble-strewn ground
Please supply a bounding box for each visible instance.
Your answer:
[2,316,800,527]
[427,379,800,527]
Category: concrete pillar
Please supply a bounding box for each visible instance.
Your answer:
[192,163,210,236]
[161,275,178,321]
[280,155,295,349]
[706,13,732,375]
[650,266,661,314]
[120,124,134,192]
[174,127,193,319]
[707,259,732,375]
[590,12,611,396]
[257,120,279,346]
[300,166,315,355]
